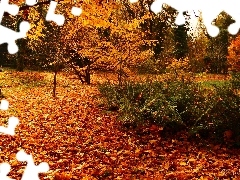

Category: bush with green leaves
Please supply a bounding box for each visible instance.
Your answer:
[98,77,240,141]
[136,59,161,74]
[204,84,240,139]
[230,71,240,90]
[98,81,183,127]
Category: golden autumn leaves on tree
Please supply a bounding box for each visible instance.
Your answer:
[9,0,240,77]
[7,0,240,76]
[14,0,154,85]
[62,0,154,85]
[228,35,240,72]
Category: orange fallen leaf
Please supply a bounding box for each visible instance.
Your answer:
[180,161,187,166]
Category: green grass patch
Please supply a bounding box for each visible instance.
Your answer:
[200,80,230,88]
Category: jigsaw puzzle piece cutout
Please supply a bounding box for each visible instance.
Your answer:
[195,0,225,37]
[16,150,49,180]
[129,0,138,3]
[46,1,65,26]
[0,162,14,180]
[71,7,82,16]
[0,0,19,24]
[149,0,229,37]
[175,12,186,26]
[0,116,19,136]
[150,0,163,15]
[25,0,38,6]
[150,0,192,25]
[0,21,30,54]
[200,11,221,37]
[0,100,9,111]
[228,23,239,35]
[223,0,240,35]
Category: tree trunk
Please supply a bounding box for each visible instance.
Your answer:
[15,37,25,72]
[53,69,57,97]
[118,58,123,87]
[85,64,90,85]
[16,55,24,72]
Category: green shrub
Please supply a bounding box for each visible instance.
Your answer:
[98,80,205,128]
[98,81,183,126]
[163,80,206,126]
[119,82,183,126]
[230,72,240,89]
[98,77,240,142]
[207,84,240,139]
[189,82,240,141]
[136,59,161,74]
[97,82,123,111]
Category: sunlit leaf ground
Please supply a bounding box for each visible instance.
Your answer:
[0,69,240,179]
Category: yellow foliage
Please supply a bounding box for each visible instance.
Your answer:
[228,35,240,72]
[166,58,190,72]
[61,0,153,75]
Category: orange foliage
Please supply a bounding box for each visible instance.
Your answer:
[228,35,240,72]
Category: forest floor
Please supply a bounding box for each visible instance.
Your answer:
[0,69,240,180]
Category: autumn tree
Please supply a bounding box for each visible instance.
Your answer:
[124,1,179,70]
[173,23,188,60]
[228,35,240,72]
[171,10,192,61]
[0,0,57,70]
[205,12,233,74]
[32,19,66,96]
[187,12,209,73]
[21,1,68,96]
[15,12,30,72]
[61,0,153,85]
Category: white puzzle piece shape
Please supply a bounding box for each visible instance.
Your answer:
[150,0,193,25]
[71,7,82,16]
[224,0,240,35]
[0,100,9,111]
[0,0,30,54]
[195,0,225,37]
[25,0,38,6]
[137,0,240,37]
[0,0,19,24]
[46,1,65,26]
[0,21,30,54]
[16,150,49,180]
[0,163,14,180]
[0,116,19,136]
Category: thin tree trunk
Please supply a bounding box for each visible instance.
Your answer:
[85,64,90,84]
[53,69,57,97]
[16,53,24,72]
[118,58,123,87]
[16,60,24,72]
